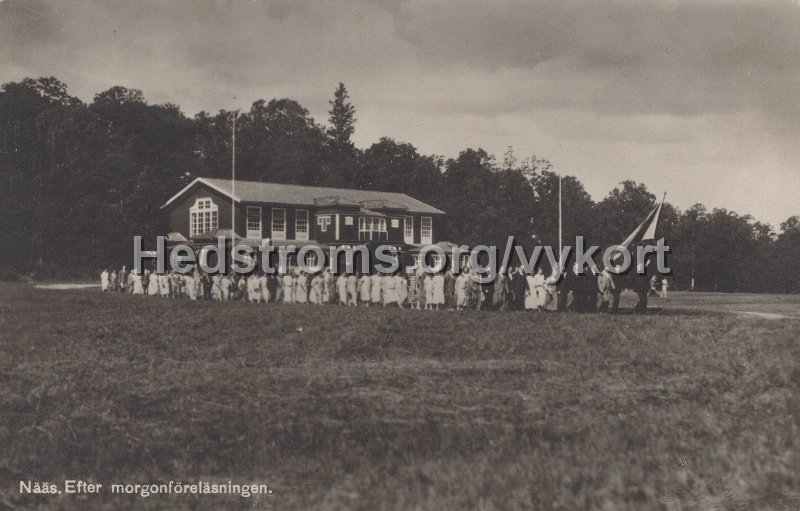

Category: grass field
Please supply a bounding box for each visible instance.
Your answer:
[1,283,799,510]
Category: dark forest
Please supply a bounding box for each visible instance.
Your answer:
[1,77,797,292]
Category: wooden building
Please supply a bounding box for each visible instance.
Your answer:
[162,178,445,265]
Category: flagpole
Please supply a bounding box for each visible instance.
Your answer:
[558,174,562,271]
[231,110,236,240]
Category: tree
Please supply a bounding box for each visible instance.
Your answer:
[771,216,800,293]
[692,209,764,292]
[327,82,356,151]
[91,86,146,110]
[519,155,553,184]
[192,110,235,180]
[493,166,536,250]
[0,78,93,275]
[322,83,360,187]
[593,181,658,247]
[0,74,796,292]
[528,170,595,252]
[237,98,328,185]
[360,137,443,202]
[437,149,494,246]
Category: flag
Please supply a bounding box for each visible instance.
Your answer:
[611,193,666,266]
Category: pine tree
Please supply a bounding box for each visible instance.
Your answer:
[327,82,356,150]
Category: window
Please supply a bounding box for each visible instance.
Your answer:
[416,252,443,271]
[317,215,331,232]
[420,216,433,245]
[404,216,414,244]
[358,216,388,241]
[271,208,286,240]
[345,216,354,226]
[295,209,309,240]
[246,206,262,238]
[303,251,320,270]
[189,198,218,237]
[391,218,400,229]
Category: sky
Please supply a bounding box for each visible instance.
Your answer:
[2,0,799,229]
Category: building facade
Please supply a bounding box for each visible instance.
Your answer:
[162,178,445,251]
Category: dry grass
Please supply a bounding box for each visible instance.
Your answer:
[1,284,799,510]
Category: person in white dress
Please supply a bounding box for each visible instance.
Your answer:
[282,272,295,303]
[523,270,541,310]
[131,271,144,295]
[147,271,159,296]
[309,273,324,304]
[211,275,221,301]
[531,268,547,310]
[220,275,232,301]
[322,269,333,303]
[184,273,197,300]
[119,266,128,293]
[370,273,382,305]
[455,270,469,310]
[382,274,397,307]
[127,270,135,294]
[294,269,308,304]
[395,274,408,307]
[432,273,445,309]
[347,274,359,306]
[358,273,372,306]
[336,274,348,305]
[423,274,434,310]
[100,269,109,292]
[158,273,170,297]
[259,273,269,303]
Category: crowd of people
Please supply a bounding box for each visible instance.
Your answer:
[99,262,660,313]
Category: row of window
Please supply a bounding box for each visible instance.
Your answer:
[189,198,432,242]
[259,207,308,240]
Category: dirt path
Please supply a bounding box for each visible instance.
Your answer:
[684,306,800,320]
[727,310,798,320]
[34,283,100,290]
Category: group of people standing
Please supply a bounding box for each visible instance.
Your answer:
[99,265,564,311]
[99,262,650,313]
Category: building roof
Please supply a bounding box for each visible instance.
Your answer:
[163,177,445,215]
[359,207,386,217]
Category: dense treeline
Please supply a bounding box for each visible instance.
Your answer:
[1,77,797,292]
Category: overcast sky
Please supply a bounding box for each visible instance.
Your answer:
[2,0,799,228]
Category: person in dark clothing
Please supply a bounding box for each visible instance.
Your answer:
[443,271,456,309]
[469,276,483,311]
[633,271,650,313]
[648,275,659,297]
[493,270,509,311]
[266,274,280,303]
[571,265,587,312]
[557,264,574,312]
[481,280,495,310]
[610,263,623,312]
[201,273,212,300]
[575,266,597,313]
[508,265,528,311]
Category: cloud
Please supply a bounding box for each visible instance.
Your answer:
[388,0,800,117]
[0,0,797,227]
